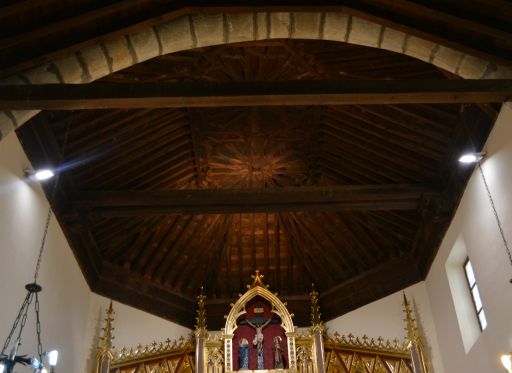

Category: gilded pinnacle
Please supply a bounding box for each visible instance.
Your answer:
[196,286,207,332]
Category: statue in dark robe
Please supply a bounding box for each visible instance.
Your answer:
[238,338,250,370]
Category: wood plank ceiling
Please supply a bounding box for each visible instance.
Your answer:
[15,39,500,329]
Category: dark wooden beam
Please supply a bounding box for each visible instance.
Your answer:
[72,184,431,215]
[1,80,511,110]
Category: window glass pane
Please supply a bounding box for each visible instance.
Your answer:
[464,260,476,287]
[478,310,488,330]
[472,285,483,311]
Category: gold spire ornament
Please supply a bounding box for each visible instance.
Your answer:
[195,286,207,334]
[402,293,429,373]
[95,302,115,373]
[309,284,323,330]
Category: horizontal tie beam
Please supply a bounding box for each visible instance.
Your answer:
[70,184,434,215]
[0,79,511,109]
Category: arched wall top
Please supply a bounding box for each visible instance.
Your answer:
[1,10,511,139]
[224,272,294,335]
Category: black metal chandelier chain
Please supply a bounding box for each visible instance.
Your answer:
[35,292,43,361]
[477,162,512,269]
[15,294,33,343]
[34,208,53,284]
[1,207,52,360]
[1,292,32,355]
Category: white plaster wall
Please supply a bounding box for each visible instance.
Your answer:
[326,282,444,373]
[425,102,512,373]
[0,131,91,372]
[0,133,191,372]
[84,293,192,364]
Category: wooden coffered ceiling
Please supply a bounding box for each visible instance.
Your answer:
[3,0,511,331]
[15,38,502,329]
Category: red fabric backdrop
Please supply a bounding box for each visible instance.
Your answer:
[232,296,287,370]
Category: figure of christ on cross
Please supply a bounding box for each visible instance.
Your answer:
[247,318,271,354]
[246,318,271,369]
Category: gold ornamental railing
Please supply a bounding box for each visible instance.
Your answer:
[323,333,413,373]
[110,337,195,373]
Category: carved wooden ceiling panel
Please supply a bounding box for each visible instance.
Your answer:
[16,40,499,328]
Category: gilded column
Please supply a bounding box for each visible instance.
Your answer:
[95,302,115,373]
[310,284,325,373]
[195,287,207,373]
[403,293,429,373]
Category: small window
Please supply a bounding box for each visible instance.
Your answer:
[463,258,487,331]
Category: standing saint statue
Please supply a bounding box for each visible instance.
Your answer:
[246,318,271,369]
[238,338,250,370]
[273,336,284,369]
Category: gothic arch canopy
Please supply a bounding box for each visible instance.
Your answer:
[1,10,511,139]
[224,271,295,335]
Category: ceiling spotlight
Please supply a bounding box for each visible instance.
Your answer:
[458,152,485,164]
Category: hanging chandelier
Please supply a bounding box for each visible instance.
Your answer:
[0,209,59,373]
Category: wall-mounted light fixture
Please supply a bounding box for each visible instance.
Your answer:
[458,151,485,163]
[24,168,55,181]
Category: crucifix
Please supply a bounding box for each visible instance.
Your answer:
[241,303,274,370]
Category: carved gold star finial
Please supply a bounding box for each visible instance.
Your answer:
[247,270,266,289]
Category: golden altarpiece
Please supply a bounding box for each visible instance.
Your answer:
[94,271,430,373]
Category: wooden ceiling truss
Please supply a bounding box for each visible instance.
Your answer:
[10,31,504,329]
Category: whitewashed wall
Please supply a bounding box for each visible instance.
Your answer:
[425,102,512,373]
[0,133,190,373]
[84,293,192,361]
[326,282,444,373]
[0,131,91,372]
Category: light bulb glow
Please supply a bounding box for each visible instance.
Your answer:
[31,357,41,369]
[41,368,48,373]
[458,152,484,164]
[502,354,512,370]
[48,350,58,367]
[34,169,55,181]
